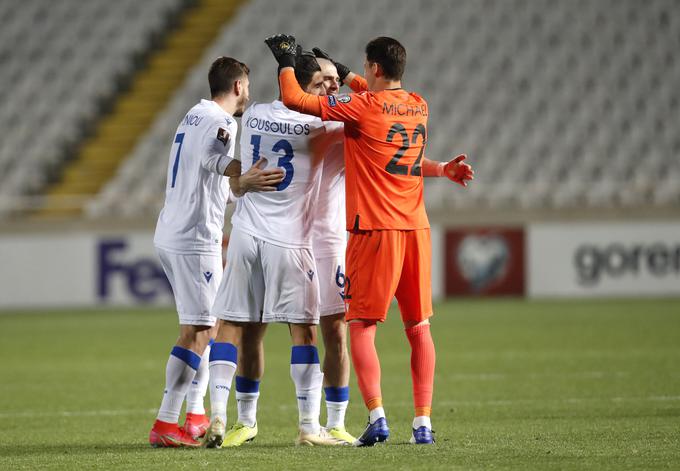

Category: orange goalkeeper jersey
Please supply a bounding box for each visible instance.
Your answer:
[279,69,430,231]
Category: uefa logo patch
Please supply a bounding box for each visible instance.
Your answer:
[216,128,230,146]
[327,95,337,107]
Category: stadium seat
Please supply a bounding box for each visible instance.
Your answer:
[5,0,677,220]
[0,0,187,218]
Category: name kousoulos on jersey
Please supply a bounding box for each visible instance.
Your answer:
[232,101,328,249]
[154,99,237,254]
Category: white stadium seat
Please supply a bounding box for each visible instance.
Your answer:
[2,0,678,220]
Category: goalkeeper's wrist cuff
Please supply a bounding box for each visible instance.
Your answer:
[436,162,446,177]
[278,54,296,69]
[335,62,351,82]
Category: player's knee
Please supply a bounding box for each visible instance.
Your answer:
[290,323,317,345]
[321,315,346,348]
[178,324,212,352]
[403,319,430,329]
[326,329,347,356]
[214,320,242,345]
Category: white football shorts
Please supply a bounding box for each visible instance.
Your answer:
[155,247,223,326]
[315,253,347,317]
[212,228,320,324]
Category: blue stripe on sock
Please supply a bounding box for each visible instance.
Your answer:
[170,346,201,370]
[235,376,260,393]
[324,386,349,402]
[290,345,319,364]
[208,338,215,347]
[209,342,237,363]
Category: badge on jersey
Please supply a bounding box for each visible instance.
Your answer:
[337,94,351,104]
[327,95,337,107]
[216,127,230,146]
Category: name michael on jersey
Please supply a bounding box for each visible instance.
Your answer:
[381,102,428,117]
[245,116,311,136]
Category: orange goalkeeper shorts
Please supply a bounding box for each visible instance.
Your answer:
[344,228,433,323]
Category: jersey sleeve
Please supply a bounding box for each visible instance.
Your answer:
[348,75,368,92]
[279,67,369,125]
[226,188,238,204]
[202,117,237,175]
[279,68,324,116]
[318,91,371,124]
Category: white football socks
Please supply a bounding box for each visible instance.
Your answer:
[233,375,260,427]
[324,386,350,429]
[290,346,323,435]
[156,346,201,424]
[185,344,211,415]
[369,406,386,424]
[413,415,432,429]
[208,342,237,425]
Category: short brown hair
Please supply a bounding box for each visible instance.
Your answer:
[295,54,321,88]
[365,37,406,81]
[209,57,249,98]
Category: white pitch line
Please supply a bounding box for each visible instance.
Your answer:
[0,408,156,419]
[273,395,680,410]
[2,395,679,419]
[446,371,631,381]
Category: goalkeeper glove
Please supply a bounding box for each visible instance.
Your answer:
[264,34,297,68]
[312,47,351,83]
[443,154,474,187]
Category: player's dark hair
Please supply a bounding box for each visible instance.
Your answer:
[365,36,406,80]
[294,53,321,88]
[209,56,249,98]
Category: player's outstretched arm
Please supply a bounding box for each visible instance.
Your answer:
[422,155,474,187]
[312,47,367,92]
[229,158,285,197]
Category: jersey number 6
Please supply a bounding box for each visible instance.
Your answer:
[385,123,426,176]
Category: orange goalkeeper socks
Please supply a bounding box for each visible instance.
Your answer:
[349,321,382,410]
[405,323,436,417]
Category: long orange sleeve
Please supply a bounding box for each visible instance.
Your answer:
[421,159,444,177]
[348,75,368,93]
[279,68,323,117]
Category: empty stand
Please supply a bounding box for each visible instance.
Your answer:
[0,0,188,217]
[89,0,680,220]
[2,0,678,220]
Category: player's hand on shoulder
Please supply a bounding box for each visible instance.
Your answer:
[237,158,285,194]
[264,34,297,68]
[445,154,474,187]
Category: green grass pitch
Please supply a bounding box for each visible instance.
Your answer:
[1,299,679,470]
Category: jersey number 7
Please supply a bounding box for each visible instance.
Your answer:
[385,123,426,177]
[171,132,185,188]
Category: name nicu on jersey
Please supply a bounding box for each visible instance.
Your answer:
[245,116,310,136]
[181,113,204,126]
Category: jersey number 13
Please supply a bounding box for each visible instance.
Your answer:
[250,134,294,191]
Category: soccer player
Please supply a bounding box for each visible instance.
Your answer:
[149,57,285,448]
[308,52,355,443]
[265,35,474,446]
[203,51,344,448]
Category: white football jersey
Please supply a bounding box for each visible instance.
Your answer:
[154,99,237,254]
[311,122,346,258]
[231,101,327,249]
